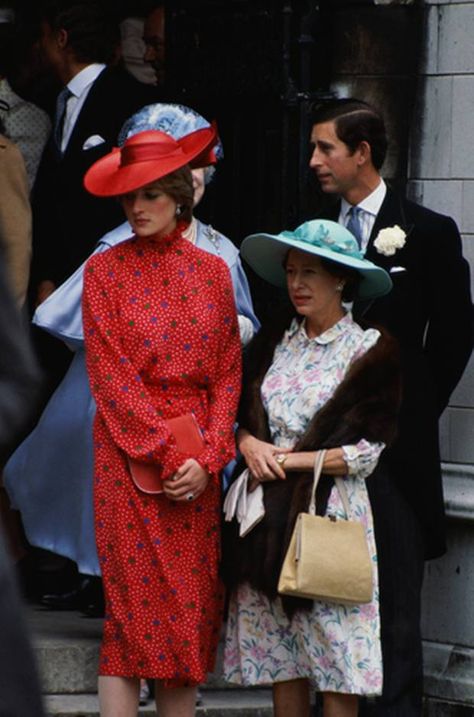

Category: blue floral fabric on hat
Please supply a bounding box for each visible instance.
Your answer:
[118,103,224,163]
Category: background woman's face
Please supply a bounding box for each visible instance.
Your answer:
[191,168,206,207]
[121,181,177,238]
[285,249,343,318]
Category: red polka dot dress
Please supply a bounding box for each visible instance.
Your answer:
[82,224,242,685]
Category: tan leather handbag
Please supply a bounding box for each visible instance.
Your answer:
[278,450,373,605]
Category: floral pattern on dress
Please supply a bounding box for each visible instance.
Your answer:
[224,313,384,695]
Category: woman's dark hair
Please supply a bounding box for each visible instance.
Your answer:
[310,98,388,171]
[319,258,361,303]
[154,165,194,223]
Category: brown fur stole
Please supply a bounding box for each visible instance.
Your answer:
[221,318,401,615]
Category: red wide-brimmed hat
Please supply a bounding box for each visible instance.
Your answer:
[84,126,217,197]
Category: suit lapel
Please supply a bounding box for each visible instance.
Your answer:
[62,68,109,159]
[324,189,410,267]
[366,190,398,262]
[364,188,413,268]
[354,188,412,318]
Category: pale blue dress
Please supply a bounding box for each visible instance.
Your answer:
[4,219,258,576]
[224,314,384,695]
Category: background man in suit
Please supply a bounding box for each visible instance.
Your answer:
[29,0,156,399]
[309,98,473,716]
[31,0,156,308]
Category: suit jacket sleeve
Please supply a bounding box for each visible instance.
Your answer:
[425,214,473,413]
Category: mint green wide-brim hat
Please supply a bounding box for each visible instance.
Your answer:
[241,219,392,301]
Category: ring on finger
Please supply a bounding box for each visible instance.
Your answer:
[186,492,195,501]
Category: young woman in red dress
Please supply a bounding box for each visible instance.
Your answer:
[82,127,242,716]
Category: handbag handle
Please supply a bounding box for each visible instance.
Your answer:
[308,450,326,516]
[309,450,352,519]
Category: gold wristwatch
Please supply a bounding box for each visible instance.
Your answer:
[275,453,288,469]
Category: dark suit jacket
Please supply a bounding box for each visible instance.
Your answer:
[328,188,473,558]
[31,66,157,288]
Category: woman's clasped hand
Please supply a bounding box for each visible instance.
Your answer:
[237,430,291,482]
[162,459,210,502]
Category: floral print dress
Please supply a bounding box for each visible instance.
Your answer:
[224,313,384,695]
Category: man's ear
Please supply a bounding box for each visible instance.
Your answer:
[56,28,68,50]
[357,140,372,167]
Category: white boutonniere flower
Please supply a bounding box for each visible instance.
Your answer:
[373,225,407,256]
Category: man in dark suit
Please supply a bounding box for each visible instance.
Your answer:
[31,0,156,306]
[30,0,156,398]
[309,98,473,716]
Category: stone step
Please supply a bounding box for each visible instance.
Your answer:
[45,690,273,717]
[423,697,474,716]
[27,605,243,695]
[29,606,102,694]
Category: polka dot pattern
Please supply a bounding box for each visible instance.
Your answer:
[0,79,51,189]
[83,224,241,684]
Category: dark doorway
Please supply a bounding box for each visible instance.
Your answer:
[167,0,331,238]
[163,0,332,316]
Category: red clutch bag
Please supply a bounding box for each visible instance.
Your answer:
[127,413,205,494]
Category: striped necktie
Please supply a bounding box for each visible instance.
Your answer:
[53,86,72,151]
[346,206,363,249]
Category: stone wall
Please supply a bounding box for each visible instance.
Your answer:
[409,0,474,466]
[408,1,474,712]
[325,0,474,712]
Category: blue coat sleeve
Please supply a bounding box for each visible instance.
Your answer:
[33,221,134,348]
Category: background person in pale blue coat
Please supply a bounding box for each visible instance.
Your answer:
[4,104,259,603]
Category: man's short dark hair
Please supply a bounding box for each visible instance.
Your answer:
[39,0,119,64]
[310,98,388,171]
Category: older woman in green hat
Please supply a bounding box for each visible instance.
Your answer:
[223,219,400,717]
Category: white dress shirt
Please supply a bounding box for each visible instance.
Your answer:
[61,63,106,152]
[339,179,387,254]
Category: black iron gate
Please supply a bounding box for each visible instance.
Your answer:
[163,0,336,316]
[166,0,330,243]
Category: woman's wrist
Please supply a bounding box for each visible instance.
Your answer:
[278,451,317,473]
[236,428,252,452]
